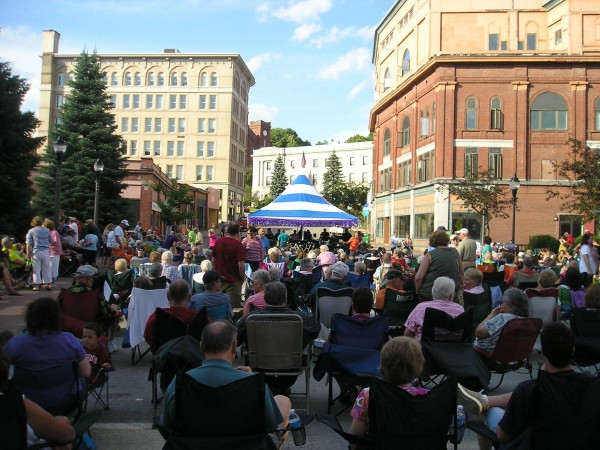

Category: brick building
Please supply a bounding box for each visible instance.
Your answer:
[370,0,600,248]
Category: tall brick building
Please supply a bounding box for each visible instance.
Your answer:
[370,0,600,247]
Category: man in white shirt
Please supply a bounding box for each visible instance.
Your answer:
[114,219,129,248]
[69,217,79,242]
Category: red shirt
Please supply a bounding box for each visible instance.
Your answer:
[144,306,197,344]
[212,236,245,282]
[84,345,111,384]
[347,237,361,252]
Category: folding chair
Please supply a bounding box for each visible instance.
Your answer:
[571,308,600,374]
[421,307,474,344]
[475,317,542,391]
[105,269,135,308]
[178,264,200,286]
[59,253,80,278]
[291,270,314,305]
[315,287,353,329]
[463,291,491,337]
[382,289,418,337]
[317,377,460,450]
[85,366,115,411]
[58,288,100,339]
[127,287,169,365]
[526,287,560,350]
[246,313,311,413]
[156,373,281,450]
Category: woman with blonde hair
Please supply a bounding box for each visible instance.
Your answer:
[265,247,289,279]
[26,216,55,291]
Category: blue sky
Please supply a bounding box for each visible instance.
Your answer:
[0,0,392,144]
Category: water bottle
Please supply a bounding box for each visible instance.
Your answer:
[288,408,306,446]
[456,405,466,427]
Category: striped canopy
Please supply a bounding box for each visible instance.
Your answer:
[248,175,358,227]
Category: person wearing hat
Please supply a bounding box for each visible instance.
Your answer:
[307,261,351,308]
[457,228,477,270]
[62,228,80,250]
[188,270,232,317]
[114,219,129,248]
[506,255,540,288]
[375,269,408,310]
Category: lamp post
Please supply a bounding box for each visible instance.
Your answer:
[93,158,104,226]
[53,137,67,226]
[509,174,521,245]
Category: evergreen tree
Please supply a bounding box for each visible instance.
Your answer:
[0,62,44,237]
[321,150,343,205]
[34,51,128,227]
[269,154,287,198]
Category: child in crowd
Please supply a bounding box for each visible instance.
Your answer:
[82,322,112,385]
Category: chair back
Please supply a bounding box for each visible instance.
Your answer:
[204,303,231,321]
[571,308,600,339]
[246,314,304,370]
[316,287,353,328]
[383,289,418,335]
[59,288,100,338]
[129,258,145,270]
[153,308,188,352]
[179,264,200,286]
[526,288,559,326]
[291,271,314,299]
[463,291,491,332]
[503,265,518,283]
[128,287,169,348]
[489,318,542,366]
[571,290,585,309]
[312,265,324,284]
[368,377,457,450]
[483,271,506,287]
[187,308,209,341]
[421,307,474,343]
[0,381,27,450]
[330,314,389,350]
[516,281,539,290]
[192,280,206,295]
[106,269,135,299]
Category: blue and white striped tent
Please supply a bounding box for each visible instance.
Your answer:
[248,175,358,228]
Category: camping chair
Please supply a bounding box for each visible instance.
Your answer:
[317,377,460,450]
[246,313,311,413]
[85,366,115,411]
[466,370,600,450]
[382,289,418,337]
[156,373,284,450]
[463,291,491,337]
[475,317,542,391]
[178,264,200,286]
[421,307,474,344]
[58,288,100,339]
[105,269,135,308]
[291,270,314,305]
[127,287,169,365]
[571,308,600,374]
[315,287,353,329]
[320,314,389,415]
[59,253,80,278]
[526,287,559,350]
[202,303,232,322]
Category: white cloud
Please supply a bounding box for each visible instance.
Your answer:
[310,25,376,48]
[249,103,281,122]
[348,80,369,100]
[255,3,270,23]
[292,23,321,42]
[318,48,371,80]
[247,52,281,73]
[272,0,332,23]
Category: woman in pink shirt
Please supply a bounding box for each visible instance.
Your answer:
[44,219,62,284]
[208,228,218,249]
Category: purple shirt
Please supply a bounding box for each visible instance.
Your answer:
[6,332,86,370]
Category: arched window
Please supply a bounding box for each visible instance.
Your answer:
[102,73,108,85]
[420,107,430,137]
[148,72,155,86]
[530,92,567,130]
[134,72,141,86]
[158,72,165,86]
[210,72,218,86]
[111,72,118,86]
[402,50,410,76]
[171,72,178,86]
[595,98,600,131]
[200,72,208,86]
[490,96,503,130]
[466,97,478,130]
[125,72,132,86]
[67,72,74,83]
[181,72,187,86]
[57,73,65,86]
[383,68,391,90]
[383,128,391,156]
[402,116,410,147]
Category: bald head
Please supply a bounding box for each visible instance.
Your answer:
[167,279,191,305]
[201,320,238,356]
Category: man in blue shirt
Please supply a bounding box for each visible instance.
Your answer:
[258,228,270,254]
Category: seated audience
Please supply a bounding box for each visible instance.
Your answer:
[346,261,370,289]
[375,270,407,310]
[243,269,270,316]
[191,259,213,287]
[161,250,181,282]
[507,256,540,288]
[307,261,351,307]
[373,253,393,289]
[464,268,485,294]
[188,271,232,317]
[130,248,150,265]
[82,322,112,385]
[264,247,289,279]
[537,269,557,289]
[584,284,600,309]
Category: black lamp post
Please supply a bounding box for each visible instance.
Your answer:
[93,158,105,226]
[509,174,521,244]
[53,137,67,226]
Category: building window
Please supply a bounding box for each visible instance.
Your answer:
[489,148,502,179]
[464,148,478,177]
[198,119,205,133]
[199,95,206,109]
[394,215,410,237]
[130,140,137,156]
[58,73,65,86]
[121,95,128,108]
[362,172,369,183]
[156,95,163,109]
[208,119,215,133]
[197,141,204,157]
[102,73,108,85]
[154,141,161,156]
[312,175,318,185]
[313,159,318,168]
[154,118,162,133]
[489,33,499,50]
[530,92,567,130]
[349,157,355,166]
[158,72,165,86]
[167,141,175,156]
[363,156,368,165]
[200,72,207,86]
[398,160,411,187]
[376,218,384,238]
[144,141,151,156]
[209,95,217,110]
[148,72,155,86]
[169,95,176,109]
[527,33,537,50]
[132,118,138,132]
[349,173,355,182]
[420,107,430,137]
[417,151,434,182]
[111,72,118,85]
[383,128,391,156]
[207,166,214,181]
[179,95,187,109]
[166,165,173,178]
[181,72,187,86]
[178,118,186,133]
[414,213,434,239]
[207,142,215,157]
[383,68,391,90]
[125,72,132,86]
[145,118,152,132]
[210,72,218,86]
[177,141,184,157]
[466,97,478,130]
[595,98,600,131]
[146,95,153,109]
[555,29,562,45]
[133,94,140,109]
[265,161,271,170]
[121,117,129,132]
[134,72,141,86]
[490,97,503,130]
[196,165,203,181]
[432,101,436,134]
[290,160,295,169]
[402,116,410,147]
[402,49,410,76]
[171,73,178,86]
[379,168,392,191]
[266,176,272,186]
[169,118,175,133]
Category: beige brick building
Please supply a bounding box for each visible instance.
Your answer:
[370,0,600,248]
[39,30,254,225]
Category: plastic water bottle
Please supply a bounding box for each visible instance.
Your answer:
[288,409,306,446]
[456,405,466,428]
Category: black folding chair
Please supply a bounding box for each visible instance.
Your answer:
[571,308,600,374]
[382,289,418,337]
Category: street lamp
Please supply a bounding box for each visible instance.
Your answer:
[93,158,105,226]
[509,174,521,244]
[53,136,67,226]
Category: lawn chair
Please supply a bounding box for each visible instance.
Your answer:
[85,366,115,411]
[58,288,100,339]
[463,291,491,337]
[105,269,135,308]
[571,307,600,374]
[315,287,353,329]
[178,264,200,286]
[127,287,169,365]
[526,287,559,350]
[382,289,418,337]
[475,317,542,391]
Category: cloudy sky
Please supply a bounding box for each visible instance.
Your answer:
[0,0,393,144]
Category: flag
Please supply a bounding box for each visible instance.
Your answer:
[301,152,306,169]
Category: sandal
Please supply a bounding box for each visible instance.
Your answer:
[32,286,40,291]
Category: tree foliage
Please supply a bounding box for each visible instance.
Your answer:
[269,154,287,198]
[270,128,310,148]
[437,169,512,236]
[333,182,370,219]
[345,133,373,143]
[0,61,44,237]
[548,138,600,221]
[321,150,344,205]
[34,51,128,226]
[153,179,195,231]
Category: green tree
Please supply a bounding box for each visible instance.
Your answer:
[335,182,370,218]
[270,128,310,148]
[0,61,44,237]
[34,51,128,226]
[269,154,287,198]
[345,133,373,143]
[321,150,344,205]
[437,169,512,236]
[153,179,195,232]
[548,138,600,221]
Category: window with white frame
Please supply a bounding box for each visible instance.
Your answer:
[144,141,151,156]
[402,49,410,76]
[171,73,178,86]
[383,128,391,156]
[123,94,130,108]
[200,95,207,109]
[197,142,204,157]
[178,118,186,133]
[130,140,137,156]
[154,118,162,133]
[156,94,163,109]
[56,95,63,109]
[207,142,215,157]
[148,72,155,86]
[490,97,503,130]
[313,159,318,168]
[198,119,205,133]
[402,116,410,147]
[169,95,176,109]
[207,166,213,181]
[349,157,355,166]
[121,117,129,132]
[384,68,391,90]
[134,72,141,86]
[466,97,478,130]
[167,141,175,156]
[111,73,118,85]
[209,95,217,110]
[489,148,503,179]
[133,94,140,109]
[146,95,153,109]
[464,148,478,177]
[158,72,164,86]
[210,72,217,86]
[145,118,152,132]
[196,165,203,181]
[177,141,184,157]
[166,165,173,178]
[200,72,207,86]
[417,151,434,182]
[125,72,132,86]
[179,95,186,109]
[153,141,161,156]
[208,119,215,133]
[530,92,567,130]
[181,72,187,86]
[595,98,600,131]
[132,118,139,132]
[168,118,175,133]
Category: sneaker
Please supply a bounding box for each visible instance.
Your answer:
[457,384,489,415]
[107,340,118,354]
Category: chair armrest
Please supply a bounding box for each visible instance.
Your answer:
[315,414,375,446]
[466,420,500,448]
